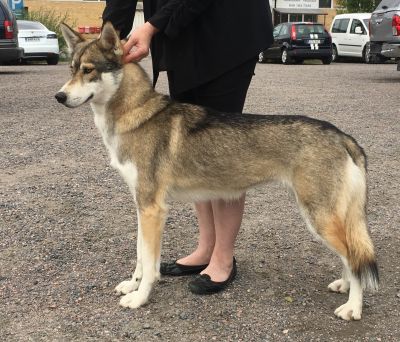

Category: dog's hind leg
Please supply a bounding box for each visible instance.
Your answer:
[296,157,378,320]
[327,266,350,294]
[333,257,363,321]
[318,216,364,320]
[119,200,167,309]
[320,217,350,295]
[115,209,143,295]
[331,158,378,320]
[299,208,365,320]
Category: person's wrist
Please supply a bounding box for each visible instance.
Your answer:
[143,21,159,36]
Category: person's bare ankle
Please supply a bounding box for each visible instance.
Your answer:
[198,253,234,281]
[177,250,211,266]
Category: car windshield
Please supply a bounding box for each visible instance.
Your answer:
[295,24,325,35]
[18,21,47,30]
[363,19,370,28]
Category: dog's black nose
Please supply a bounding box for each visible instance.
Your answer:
[55,92,67,104]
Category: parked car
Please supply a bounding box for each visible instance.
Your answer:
[0,0,23,63]
[259,22,332,65]
[369,0,400,69]
[17,20,59,65]
[330,13,371,63]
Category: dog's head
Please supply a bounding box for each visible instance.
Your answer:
[55,22,124,108]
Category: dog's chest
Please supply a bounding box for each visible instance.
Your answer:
[92,105,138,193]
[93,109,118,166]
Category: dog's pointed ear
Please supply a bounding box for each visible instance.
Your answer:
[60,22,85,54]
[99,22,123,56]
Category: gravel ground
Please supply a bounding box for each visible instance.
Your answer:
[1,59,399,342]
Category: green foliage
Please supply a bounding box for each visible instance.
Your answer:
[335,0,380,13]
[21,7,76,52]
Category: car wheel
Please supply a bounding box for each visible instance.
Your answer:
[322,56,332,65]
[281,48,292,65]
[365,44,388,64]
[258,51,266,63]
[10,58,23,65]
[47,55,59,65]
[368,54,387,64]
[332,45,338,62]
[363,44,371,63]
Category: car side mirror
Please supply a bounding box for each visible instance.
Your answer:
[355,26,363,34]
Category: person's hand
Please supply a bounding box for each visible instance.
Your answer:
[123,22,158,63]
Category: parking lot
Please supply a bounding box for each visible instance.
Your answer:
[1,59,399,341]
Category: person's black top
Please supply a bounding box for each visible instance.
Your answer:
[102,0,273,94]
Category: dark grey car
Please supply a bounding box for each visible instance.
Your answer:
[0,0,23,63]
[259,22,332,65]
[369,0,400,69]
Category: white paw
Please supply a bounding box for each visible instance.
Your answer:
[119,291,148,309]
[115,278,141,295]
[334,302,362,321]
[328,279,350,294]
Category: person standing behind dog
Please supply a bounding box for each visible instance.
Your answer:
[102,0,273,294]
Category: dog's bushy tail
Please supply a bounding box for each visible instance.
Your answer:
[345,202,379,291]
[343,142,379,291]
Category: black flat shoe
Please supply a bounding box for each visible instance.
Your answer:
[160,260,209,276]
[188,258,237,295]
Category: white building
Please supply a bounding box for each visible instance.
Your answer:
[270,0,332,25]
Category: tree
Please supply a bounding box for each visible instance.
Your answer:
[335,0,380,13]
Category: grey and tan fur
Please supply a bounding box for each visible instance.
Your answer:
[56,22,379,320]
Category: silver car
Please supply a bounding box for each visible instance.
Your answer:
[369,0,400,69]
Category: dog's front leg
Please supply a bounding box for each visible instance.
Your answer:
[119,202,166,309]
[115,209,143,295]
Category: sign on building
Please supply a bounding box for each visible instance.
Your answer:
[276,0,319,9]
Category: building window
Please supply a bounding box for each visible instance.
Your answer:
[319,0,332,8]
[304,14,317,22]
[289,14,302,22]
[274,12,288,25]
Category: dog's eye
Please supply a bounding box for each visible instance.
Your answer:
[82,67,94,74]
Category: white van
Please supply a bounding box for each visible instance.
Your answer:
[330,13,371,62]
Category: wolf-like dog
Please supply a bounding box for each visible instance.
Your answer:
[56,22,378,320]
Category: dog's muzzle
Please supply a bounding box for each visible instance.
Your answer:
[55,92,67,104]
